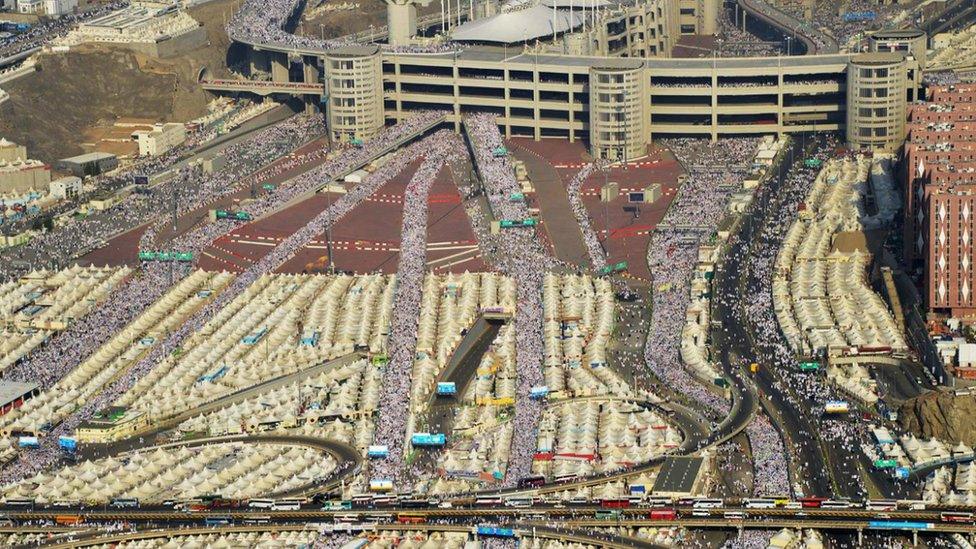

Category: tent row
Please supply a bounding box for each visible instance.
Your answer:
[2,441,336,503]
[532,400,681,479]
[542,273,624,396]
[115,273,395,422]
[178,358,378,441]
[773,156,907,356]
[0,270,231,438]
[0,265,130,374]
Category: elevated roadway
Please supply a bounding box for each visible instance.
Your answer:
[923,0,976,36]
[200,78,325,97]
[738,0,839,54]
[35,523,645,549]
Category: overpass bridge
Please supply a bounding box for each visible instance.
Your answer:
[199,78,325,97]
[737,0,839,55]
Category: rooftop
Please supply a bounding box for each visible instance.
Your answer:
[0,381,38,407]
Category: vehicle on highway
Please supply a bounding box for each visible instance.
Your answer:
[475,495,503,506]
[248,498,274,509]
[595,509,622,520]
[51,499,81,508]
[518,475,545,488]
[649,509,677,520]
[396,513,426,524]
[724,511,746,520]
[797,497,827,508]
[601,498,631,509]
[335,513,360,523]
[504,496,533,508]
[273,498,303,511]
[941,512,974,523]
[55,514,83,526]
[476,526,516,538]
[109,497,139,508]
[692,498,724,508]
[743,498,776,509]
[866,499,898,511]
[204,516,233,526]
[3,498,34,509]
[243,516,271,525]
[821,499,855,509]
[647,496,673,507]
[323,500,353,511]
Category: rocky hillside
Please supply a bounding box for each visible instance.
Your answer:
[898,390,976,445]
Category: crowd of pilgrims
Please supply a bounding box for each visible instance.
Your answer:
[226,0,457,54]
[0,112,445,482]
[371,132,466,481]
[0,1,128,59]
[0,105,877,505]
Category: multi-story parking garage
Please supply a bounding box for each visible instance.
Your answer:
[213,0,925,157]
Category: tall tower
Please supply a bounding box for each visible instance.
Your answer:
[386,0,433,47]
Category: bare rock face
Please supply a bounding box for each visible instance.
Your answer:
[898,391,976,445]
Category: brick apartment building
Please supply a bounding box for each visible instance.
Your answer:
[904,84,976,316]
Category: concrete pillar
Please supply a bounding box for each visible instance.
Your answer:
[710,69,718,142]
[387,0,418,47]
[271,53,290,83]
[249,49,268,77]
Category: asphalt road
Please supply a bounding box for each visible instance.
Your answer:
[712,134,839,498]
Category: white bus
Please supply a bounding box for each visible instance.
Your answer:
[743,498,776,509]
[248,498,274,509]
[272,498,303,511]
[692,498,724,508]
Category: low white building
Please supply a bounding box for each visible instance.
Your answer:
[49,176,81,200]
[131,123,186,156]
[16,0,42,14]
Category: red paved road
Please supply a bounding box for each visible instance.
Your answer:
[506,139,684,280]
[78,138,333,268]
[426,163,485,273]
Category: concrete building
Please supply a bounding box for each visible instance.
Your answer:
[16,0,41,14]
[49,176,82,200]
[75,406,149,443]
[846,53,910,153]
[212,0,919,158]
[870,28,928,71]
[55,152,118,178]
[903,84,976,316]
[0,139,50,195]
[131,122,186,156]
[44,0,75,17]
[0,138,26,164]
